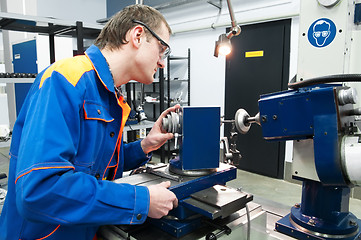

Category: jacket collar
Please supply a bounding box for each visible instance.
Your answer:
[85,45,115,94]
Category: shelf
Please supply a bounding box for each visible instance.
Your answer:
[169,56,189,60]
[149,78,189,83]
[144,101,188,105]
[1,12,104,134]
[169,79,189,82]
[125,49,190,163]
[123,120,154,132]
[166,49,190,110]
[0,78,35,83]
[0,12,102,38]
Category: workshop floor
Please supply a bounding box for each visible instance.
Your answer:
[228,168,361,218]
[1,144,361,239]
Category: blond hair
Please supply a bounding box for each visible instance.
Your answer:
[95,4,171,50]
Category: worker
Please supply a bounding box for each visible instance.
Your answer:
[0,4,178,240]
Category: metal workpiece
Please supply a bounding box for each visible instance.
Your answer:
[169,159,216,177]
[128,164,183,182]
[146,166,183,182]
[182,185,253,220]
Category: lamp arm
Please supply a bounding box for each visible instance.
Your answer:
[226,0,241,39]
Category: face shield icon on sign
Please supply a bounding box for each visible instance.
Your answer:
[308,18,336,48]
[312,20,331,47]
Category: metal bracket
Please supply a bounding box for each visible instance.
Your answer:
[207,0,222,10]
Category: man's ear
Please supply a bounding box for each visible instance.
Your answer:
[130,26,144,49]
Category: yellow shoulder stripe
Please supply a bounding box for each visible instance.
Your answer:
[40,56,94,88]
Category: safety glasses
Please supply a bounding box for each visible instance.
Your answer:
[132,20,171,60]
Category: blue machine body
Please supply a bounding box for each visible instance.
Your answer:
[257,84,361,239]
[171,106,221,170]
[259,85,338,141]
[153,106,240,238]
[258,84,351,186]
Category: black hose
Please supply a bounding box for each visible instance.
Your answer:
[288,74,361,89]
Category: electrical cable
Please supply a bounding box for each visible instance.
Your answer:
[210,0,222,29]
[288,74,361,89]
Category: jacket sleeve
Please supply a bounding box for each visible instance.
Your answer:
[122,140,151,172]
[14,71,149,226]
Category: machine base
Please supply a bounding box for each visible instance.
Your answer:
[152,187,253,238]
[276,213,361,240]
[149,216,203,238]
[99,202,265,240]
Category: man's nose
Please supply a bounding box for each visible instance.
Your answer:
[157,58,166,68]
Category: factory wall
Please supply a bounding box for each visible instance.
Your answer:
[0,0,299,163]
[37,0,106,24]
[161,0,300,163]
[36,0,106,66]
[0,0,301,115]
[163,0,300,109]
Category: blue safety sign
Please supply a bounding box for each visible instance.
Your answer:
[308,18,336,48]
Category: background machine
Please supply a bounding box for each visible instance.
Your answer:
[233,0,361,239]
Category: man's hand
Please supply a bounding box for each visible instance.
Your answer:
[141,104,181,154]
[147,181,178,219]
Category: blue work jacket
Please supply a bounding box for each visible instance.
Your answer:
[0,45,151,240]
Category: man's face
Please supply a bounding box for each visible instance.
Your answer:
[135,22,170,85]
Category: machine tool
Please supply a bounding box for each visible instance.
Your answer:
[231,0,361,239]
[102,106,254,239]
[236,82,361,239]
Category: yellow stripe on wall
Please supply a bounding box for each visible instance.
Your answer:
[245,50,264,58]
